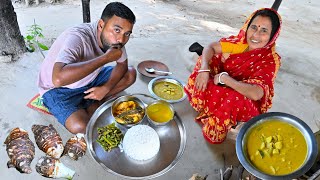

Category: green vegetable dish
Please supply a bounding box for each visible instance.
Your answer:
[96,123,124,152]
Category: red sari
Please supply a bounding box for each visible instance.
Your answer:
[184,8,282,144]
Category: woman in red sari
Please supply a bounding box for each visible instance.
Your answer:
[184,8,282,144]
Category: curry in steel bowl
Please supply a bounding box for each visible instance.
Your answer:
[148,76,186,103]
[146,100,174,126]
[111,95,145,126]
[246,120,307,175]
[236,112,318,180]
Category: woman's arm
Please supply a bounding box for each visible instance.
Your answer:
[200,42,222,70]
[216,73,264,101]
[195,42,222,91]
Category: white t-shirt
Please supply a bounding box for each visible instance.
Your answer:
[37,21,127,95]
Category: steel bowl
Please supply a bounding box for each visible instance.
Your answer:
[146,100,174,126]
[111,95,146,127]
[148,76,187,103]
[236,112,318,180]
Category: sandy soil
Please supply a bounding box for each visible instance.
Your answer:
[0,0,319,179]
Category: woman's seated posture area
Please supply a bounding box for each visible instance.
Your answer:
[184,8,282,144]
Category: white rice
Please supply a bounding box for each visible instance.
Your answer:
[123,125,160,161]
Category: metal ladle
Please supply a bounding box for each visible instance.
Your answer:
[145,67,172,75]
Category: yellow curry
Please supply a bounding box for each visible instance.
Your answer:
[246,120,307,175]
[153,81,183,100]
[146,102,174,123]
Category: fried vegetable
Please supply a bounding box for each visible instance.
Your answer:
[63,133,87,160]
[36,156,75,179]
[114,101,144,124]
[274,141,283,149]
[115,106,143,124]
[96,123,123,151]
[272,149,280,155]
[257,149,264,158]
[266,136,273,143]
[270,165,276,174]
[4,127,35,174]
[255,133,285,159]
[32,124,64,159]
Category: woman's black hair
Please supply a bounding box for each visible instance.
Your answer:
[247,9,280,41]
[101,2,136,24]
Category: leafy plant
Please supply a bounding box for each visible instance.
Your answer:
[24,19,48,57]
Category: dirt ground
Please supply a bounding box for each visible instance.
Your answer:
[1,0,320,179]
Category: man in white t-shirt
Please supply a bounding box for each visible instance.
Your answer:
[37,2,136,134]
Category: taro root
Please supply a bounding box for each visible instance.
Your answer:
[63,133,87,160]
[36,156,75,179]
[4,127,35,174]
[32,124,64,159]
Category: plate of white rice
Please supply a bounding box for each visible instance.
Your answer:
[123,125,160,161]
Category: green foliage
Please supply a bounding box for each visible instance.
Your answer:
[24,20,49,53]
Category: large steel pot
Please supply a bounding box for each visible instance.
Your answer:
[236,112,318,179]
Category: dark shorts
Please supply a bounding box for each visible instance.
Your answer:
[42,66,113,126]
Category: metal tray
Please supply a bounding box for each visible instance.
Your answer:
[86,93,187,179]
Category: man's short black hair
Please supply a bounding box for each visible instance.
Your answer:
[101,2,136,24]
[247,9,280,42]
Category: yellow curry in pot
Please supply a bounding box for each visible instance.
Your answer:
[153,81,183,100]
[246,120,307,175]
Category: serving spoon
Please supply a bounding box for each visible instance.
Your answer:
[145,67,172,75]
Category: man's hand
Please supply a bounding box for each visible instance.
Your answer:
[105,47,122,62]
[84,86,110,101]
[195,72,209,91]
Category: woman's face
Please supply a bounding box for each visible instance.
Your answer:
[246,15,272,51]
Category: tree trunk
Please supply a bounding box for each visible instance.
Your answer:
[0,0,26,62]
[82,0,91,23]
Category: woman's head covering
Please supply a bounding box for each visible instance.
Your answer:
[225,8,282,49]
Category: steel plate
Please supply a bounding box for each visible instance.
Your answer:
[86,93,187,179]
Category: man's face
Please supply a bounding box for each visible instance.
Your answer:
[246,15,272,51]
[99,15,134,52]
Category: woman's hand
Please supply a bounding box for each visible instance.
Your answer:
[213,72,228,85]
[195,72,210,91]
[84,86,110,101]
[214,72,264,101]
